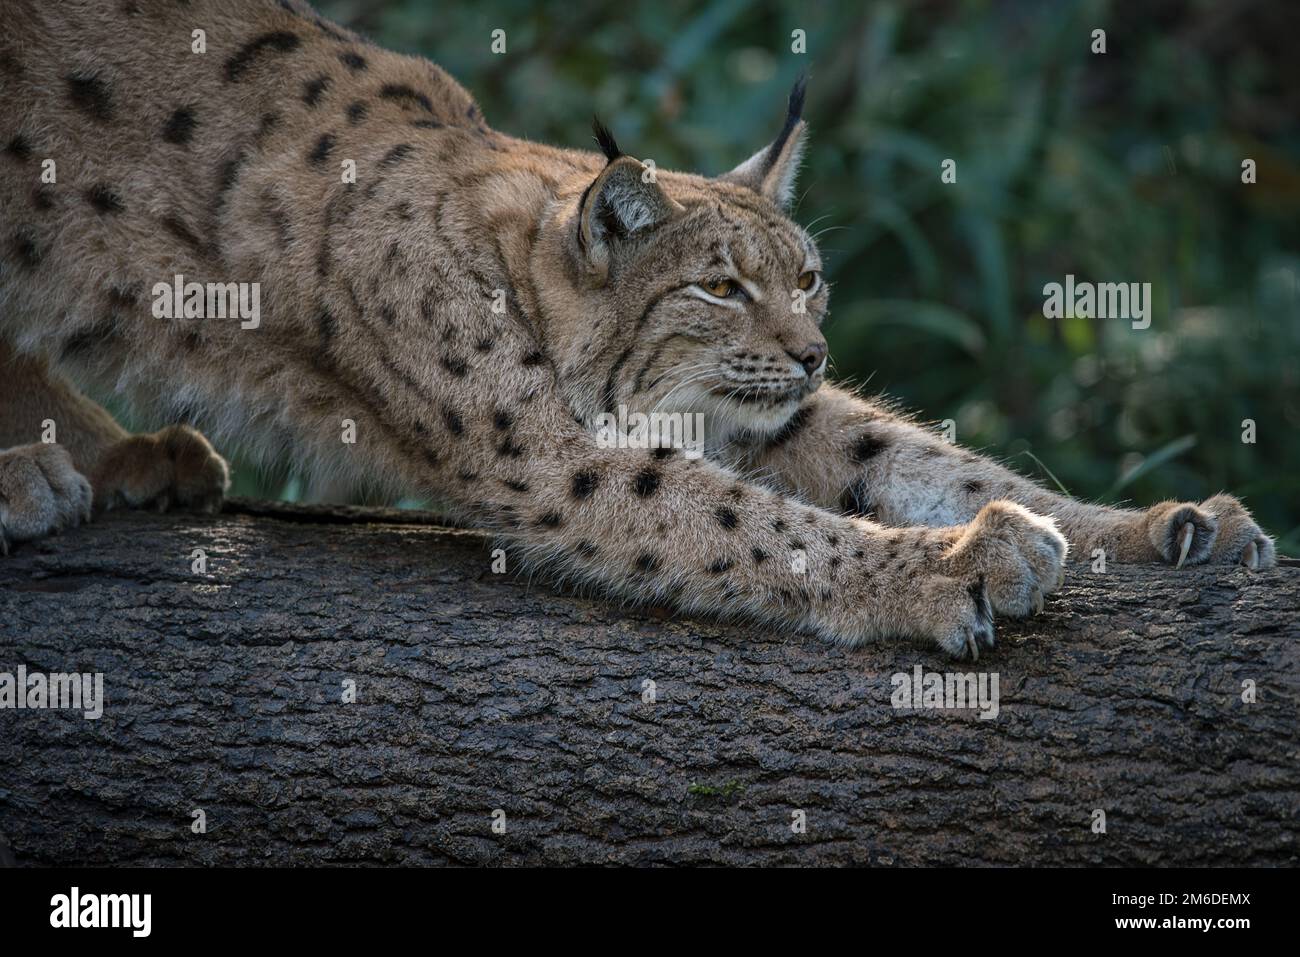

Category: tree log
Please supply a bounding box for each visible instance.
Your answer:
[0,500,1296,866]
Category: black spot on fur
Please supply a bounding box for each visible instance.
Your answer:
[840,480,873,517]
[752,547,768,564]
[315,309,336,342]
[716,506,738,529]
[255,111,281,143]
[66,72,114,122]
[503,479,529,493]
[378,143,415,169]
[225,32,302,82]
[160,215,209,256]
[575,540,598,558]
[634,469,660,497]
[442,355,468,377]
[32,187,55,211]
[536,511,562,528]
[338,50,367,71]
[496,437,524,458]
[634,553,660,573]
[652,446,675,460]
[963,479,985,494]
[6,135,32,161]
[162,106,197,145]
[347,101,368,124]
[772,518,787,533]
[444,409,464,435]
[493,410,513,431]
[302,74,330,106]
[850,433,888,463]
[379,84,433,113]
[308,133,335,167]
[571,470,599,500]
[410,119,443,129]
[707,558,734,574]
[216,152,246,208]
[12,228,41,269]
[61,314,120,358]
[86,184,124,214]
[521,350,546,366]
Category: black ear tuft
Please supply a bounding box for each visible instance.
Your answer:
[591,116,622,164]
[787,72,808,125]
[765,72,808,168]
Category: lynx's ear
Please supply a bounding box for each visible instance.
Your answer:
[719,75,808,209]
[577,118,681,280]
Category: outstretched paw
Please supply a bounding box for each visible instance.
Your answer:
[92,424,229,514]
[1144,495,1274,569]
[0,443,93,554]
[945,500,1069,620]
[1200,494,1276,569]
[918,501,1069,661]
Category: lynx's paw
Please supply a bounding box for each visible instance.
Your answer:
[0,443,93,554]
[1144,495,1274,569]
[1199,494,1275,568]
[945,501,1069,618]
[92,425,229,514]
[914,501,1069,660]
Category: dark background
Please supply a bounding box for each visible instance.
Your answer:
[236,0,1298,551]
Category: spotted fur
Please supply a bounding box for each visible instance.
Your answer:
[0,0,1275,656]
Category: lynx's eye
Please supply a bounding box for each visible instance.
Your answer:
[797,270,819,292]
[700,277,739,298]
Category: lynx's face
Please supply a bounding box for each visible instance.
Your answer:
[602,185,829,438]
[543,81,827,443]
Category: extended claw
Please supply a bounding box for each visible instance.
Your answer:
[1175,522,1195,569]
[1242,540,1260,571]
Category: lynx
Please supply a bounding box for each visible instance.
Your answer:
[0,0,1274,659]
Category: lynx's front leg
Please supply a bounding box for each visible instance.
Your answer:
[733,384,1276,569]
[393,395,1064,660]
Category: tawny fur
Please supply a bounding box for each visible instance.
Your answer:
[0,0,1275,656]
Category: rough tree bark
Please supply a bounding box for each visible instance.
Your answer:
[0,500,1296,866]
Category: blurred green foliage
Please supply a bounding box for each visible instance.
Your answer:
[293,0,1299,550]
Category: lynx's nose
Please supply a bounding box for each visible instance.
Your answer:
[790,341,827,376]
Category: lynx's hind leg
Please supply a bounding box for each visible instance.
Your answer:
[0,341,229,551]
